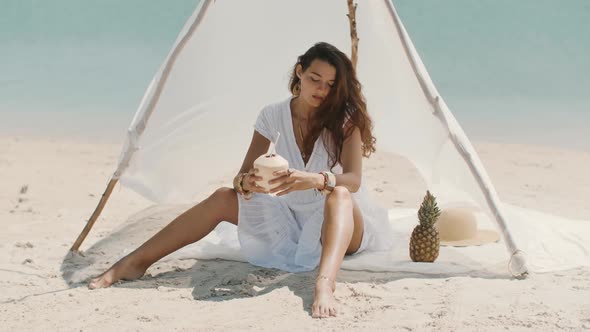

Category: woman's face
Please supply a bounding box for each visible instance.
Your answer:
[296,59,336,108]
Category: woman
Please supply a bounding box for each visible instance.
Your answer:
[89,42,392,319]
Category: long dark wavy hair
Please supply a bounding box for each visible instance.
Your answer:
[289,42,376,170]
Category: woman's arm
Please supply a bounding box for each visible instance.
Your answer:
[233,130,272,194]
[258,125,363,195]
[238,130,271,175]
[336,124,363,193]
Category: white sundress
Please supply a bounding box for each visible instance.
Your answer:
[237,96,394,272]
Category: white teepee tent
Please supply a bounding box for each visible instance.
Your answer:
[71,0,590,277]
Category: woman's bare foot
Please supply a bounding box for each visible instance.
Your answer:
[88,256,147,289]
[311,278,337,318]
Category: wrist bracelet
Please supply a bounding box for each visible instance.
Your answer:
[240,173,253,199]
[233,174,243,193]
[318,171,336,195]
[321,172,328,191]
[235,172,253,200]
[314,172,328,196]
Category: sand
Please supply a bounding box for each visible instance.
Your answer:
[1,136,589,331]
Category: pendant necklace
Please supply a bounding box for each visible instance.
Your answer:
[297,120,308,162]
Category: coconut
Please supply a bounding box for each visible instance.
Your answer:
[253,153,289,192]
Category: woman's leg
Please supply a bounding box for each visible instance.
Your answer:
[88,187,239,289]
[312,186,364,318]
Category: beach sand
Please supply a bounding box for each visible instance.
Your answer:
[1,136,589,331]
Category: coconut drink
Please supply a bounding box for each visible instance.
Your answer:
[253,153,289,192]
[253,132,289,192]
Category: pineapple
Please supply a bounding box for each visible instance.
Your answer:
[409,190,442,262]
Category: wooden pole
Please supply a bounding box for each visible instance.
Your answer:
[347,0,359,69]
[69,1,214,253]
[381,0,527,277]
[70,178,118,253]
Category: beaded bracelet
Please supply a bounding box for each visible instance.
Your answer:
[314,172,328,196]
[239,173,253,200]
[233,172,253,200]
[321,172,328,190]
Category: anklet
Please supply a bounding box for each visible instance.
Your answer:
[316,275,336,288]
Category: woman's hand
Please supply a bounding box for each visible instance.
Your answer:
[242,168,269,194]
[268,168,322,196]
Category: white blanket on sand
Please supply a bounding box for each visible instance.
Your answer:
[158,203,589,275]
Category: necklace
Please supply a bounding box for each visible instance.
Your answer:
[297,120,308,161]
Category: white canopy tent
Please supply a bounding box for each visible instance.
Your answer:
[71,0,590,277]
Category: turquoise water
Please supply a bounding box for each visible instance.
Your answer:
[0,0,198,140]
[1,0,589,149]
[396,0,590,150]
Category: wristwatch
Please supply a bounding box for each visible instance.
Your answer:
[321,171,336,195]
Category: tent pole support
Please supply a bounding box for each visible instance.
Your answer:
[382,0,527,277]
[347,0,359,68]
[70,178,118,253]
[69,1,213,253]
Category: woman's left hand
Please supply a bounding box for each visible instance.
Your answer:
[268,168,319,196]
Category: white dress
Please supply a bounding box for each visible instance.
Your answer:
[237,96,394,272]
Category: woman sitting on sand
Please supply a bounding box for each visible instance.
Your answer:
[89,42,392,319]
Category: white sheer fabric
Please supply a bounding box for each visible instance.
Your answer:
[111,0,589,274]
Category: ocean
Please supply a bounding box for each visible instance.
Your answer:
[1,0,588,149]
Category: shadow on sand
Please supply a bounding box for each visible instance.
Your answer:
[60,205,512,316]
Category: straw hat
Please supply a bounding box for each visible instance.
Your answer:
[436,208,500,247]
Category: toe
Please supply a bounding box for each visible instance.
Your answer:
[311,304,320,318]
[88,274,112,289]
[88,280,97,290]
[329,307,337,317]
[88,278,102,290]
[321,306,329,318]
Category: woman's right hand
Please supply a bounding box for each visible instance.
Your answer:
[242,168,269,194]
